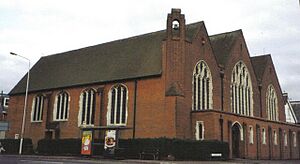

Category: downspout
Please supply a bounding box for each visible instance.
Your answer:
[289,129,292,159]
[258,83,263,118]
[256,124,260,159]
[133,80,138,139]
[220,66,225,111]
[219,115,224,141]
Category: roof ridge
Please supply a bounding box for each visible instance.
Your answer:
[209,29,242,38]
[251,54,271,58]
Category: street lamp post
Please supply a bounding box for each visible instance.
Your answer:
[10,52,30,155]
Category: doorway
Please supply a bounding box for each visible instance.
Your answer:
[232,123,241,158]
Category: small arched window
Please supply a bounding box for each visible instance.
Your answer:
[195,121,204,140]
[274,130,278,145]
[107,84,128,126]
[262,128,266,144]
[31,95,44,122]
[284,131,288,146]
[249,126,254,144]
[266,84,278,121]
[78,89,96,126]
[53,91,70,121]
[293,132,297,147]
[231,61,253,116]
[192,61,213,110]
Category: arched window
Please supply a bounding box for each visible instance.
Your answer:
[107,84,128,126]
[53,91,69,121]
[231,61,253,116]
[293,132,297,147]
[274,130,278,145]
[249,126,254,144]
[284,131,288,146]
[266,85,278,121]
[31,95,44,122]
[78,89,96,126]
[192,61,213,110]
[262,128,266,144]
[195,121,204,140]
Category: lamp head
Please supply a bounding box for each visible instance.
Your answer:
[10,52,17,56]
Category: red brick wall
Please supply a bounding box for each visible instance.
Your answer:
[191,110,300,159]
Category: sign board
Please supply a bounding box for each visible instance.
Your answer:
[81,130,93,155]
[104,130,116,150]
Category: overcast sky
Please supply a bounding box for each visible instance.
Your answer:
[0,0,300,100]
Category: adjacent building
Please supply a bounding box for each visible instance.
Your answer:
[284,93,298,124]
[7,9,300,159]
[290,101,300,124]
[0,91,9,139]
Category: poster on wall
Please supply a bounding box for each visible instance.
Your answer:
[81,130,93,155]
[104,130,116,150]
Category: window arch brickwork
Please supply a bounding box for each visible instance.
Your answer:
[78,89,96,126]
[107,84,128,126]
[53,91,70,121]
[231,61,253,116]
[192,60,213,111]
[266,84,278,121]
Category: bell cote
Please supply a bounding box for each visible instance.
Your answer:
[167,8,186,40]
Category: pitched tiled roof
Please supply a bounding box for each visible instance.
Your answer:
[10,22,204,95]
[250,55,270,82]
[209,30,241,66]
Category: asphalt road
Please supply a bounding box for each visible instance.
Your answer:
[0,155,129,164]
[1,155,300,164]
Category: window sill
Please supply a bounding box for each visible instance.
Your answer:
[31,121,43,123]
[53,119,68,122]
[108,123,126,125]
[79,124,95,128]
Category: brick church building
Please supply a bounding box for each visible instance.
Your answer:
[7,9,300,159]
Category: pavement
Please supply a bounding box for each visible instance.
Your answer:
[0,154,300,164]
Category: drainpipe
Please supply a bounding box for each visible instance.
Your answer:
[220,66,225,111]
[133,80,138,139]
[258,82,263,118]
[219,115,224,141]
[256,124,260,159]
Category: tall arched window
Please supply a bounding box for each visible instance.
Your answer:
[266,84,278,121]
[192,61,213,110]
[107,84,128,126]
[31,95,44,122]
[231,61,253,116]
[78,89,96,126]
[53,91,70,121]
